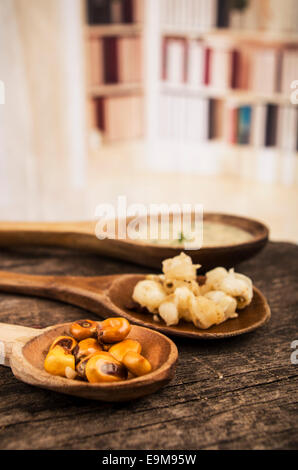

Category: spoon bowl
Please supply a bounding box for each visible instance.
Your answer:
[0,322,178,401]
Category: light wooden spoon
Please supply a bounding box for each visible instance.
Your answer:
[0,271,271,339]
[0,321,178,401]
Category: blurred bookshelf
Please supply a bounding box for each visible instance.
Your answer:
[155,0,298,155]
[84,0,298,155]
[84,0,145,145]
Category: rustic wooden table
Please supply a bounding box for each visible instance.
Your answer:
[0,242,297,450]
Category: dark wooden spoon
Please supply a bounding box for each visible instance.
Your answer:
[0,213,269,270]
[0,321,178,401]
[0,271,271,339]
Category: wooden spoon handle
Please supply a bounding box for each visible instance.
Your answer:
[0,322,41,367]
[0,221,96,250]
[0,271,59,297]
[0,271,112,318]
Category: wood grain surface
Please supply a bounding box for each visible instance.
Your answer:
[0,242,297,450]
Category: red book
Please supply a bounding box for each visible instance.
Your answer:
[204,48,212,86]
[103,37,118,83]
[95,98,105,131]
[122,0,133,23]
[231,50,240,89]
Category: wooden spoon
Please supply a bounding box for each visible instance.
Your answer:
[0,213,269,270]
[0,321,178,401]
[0,271,271,339]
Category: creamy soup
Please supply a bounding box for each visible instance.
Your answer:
[136,221,253,247]
[202,222,254,247]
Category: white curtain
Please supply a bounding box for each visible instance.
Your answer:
[0,0,87,220]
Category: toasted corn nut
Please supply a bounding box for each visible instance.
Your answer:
[76,353,94,379]
[85,352,128,383]
[70,319,98,341]
[44,345,75,378]
[122,351,152,377]
[76,351,118,379]
[49,335,77,354]
[97,317,131,344]
[109,339,142,362]
[74,338,102,362]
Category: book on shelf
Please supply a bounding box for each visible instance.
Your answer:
[237,106,252,145]
[132,0,144,23]
[250,104,266,148]
[217,0,232,28]
[160,0,218,32]
[203,47,212,86]
[87,0,110,25]
[110,0,123,23]
[209,46,233,90]
[118,36,143,83]
[91,95,143,141]
[162,36,298,97]
[281,49,298,95]
[266,0,298,33]
[250,48,280,95]
[158,91,298,151]
[224,101,238,144]
[265,104,278,147]
[235,46,251,90]
[159,93,209,142]
[87,0,144,25]
[163,38,187,84]
[277,106,298,152]
[187,40,205,87]
[103,37,118,83]
[88,35,142,86]
[160,0,298,33]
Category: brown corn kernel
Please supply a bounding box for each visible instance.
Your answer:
[76,354,94,379]
[49,335,77,354]
[97,317,131,344]
[122,351,152,377]
[76,351,115,380]
[109,339,141,362]
[85,352,128,383]
[74,337,102,362]
[70,319,98,341]
[44,345,76,378]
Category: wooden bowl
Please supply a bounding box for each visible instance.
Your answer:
[12,323,178,402]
